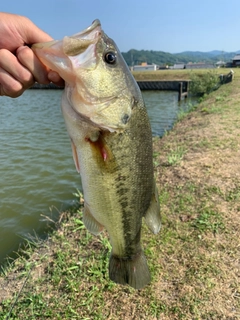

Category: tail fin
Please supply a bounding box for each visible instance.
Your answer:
[109,251,151,289]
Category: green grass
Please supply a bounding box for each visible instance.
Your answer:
[166,146,187,166]
[0,181,237,319]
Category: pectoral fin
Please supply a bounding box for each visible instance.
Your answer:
[86,131,113,162]
[144,181,161,234]
[83,204,104,235]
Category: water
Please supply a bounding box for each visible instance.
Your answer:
[142,91,183,136]
[0,89,193,264]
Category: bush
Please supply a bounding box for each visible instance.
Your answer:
[189,70,220,96]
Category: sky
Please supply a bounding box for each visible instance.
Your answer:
[1,0,240,53]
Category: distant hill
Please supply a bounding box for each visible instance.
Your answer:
[121,49,240,66]
[177,50,223,57]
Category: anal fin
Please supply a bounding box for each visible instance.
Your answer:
[83,204,104,236]
[144,180,161,234]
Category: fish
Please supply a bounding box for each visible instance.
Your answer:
[32,19,161,289]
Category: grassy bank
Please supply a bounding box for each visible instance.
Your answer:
[0,69,240,319]
[132,67,234,81]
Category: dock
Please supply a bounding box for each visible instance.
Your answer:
[137,80,190,101]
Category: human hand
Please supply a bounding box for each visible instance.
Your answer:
[0,12,64,98]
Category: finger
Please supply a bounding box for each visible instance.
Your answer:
[0,49,34,85]
[0,49,34,97]
[48,70,65,87]
[16,46,50,84]
[17,46,64,87]
[0,67,25,97]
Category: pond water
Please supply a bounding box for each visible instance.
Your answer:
[0,89,194,263]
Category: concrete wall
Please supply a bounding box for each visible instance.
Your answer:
[137,81,189,91]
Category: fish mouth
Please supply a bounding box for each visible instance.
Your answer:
[33,19,101,50]
[70,19,101,40]
[32,19,102,71]
[32,20,122,131]
[62,19,101,57]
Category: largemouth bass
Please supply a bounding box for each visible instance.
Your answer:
[32,20,161,289]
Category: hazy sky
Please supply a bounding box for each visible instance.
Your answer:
[2,0,239,53]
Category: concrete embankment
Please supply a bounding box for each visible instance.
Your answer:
[31,80,189,91]
[137,80,189,91]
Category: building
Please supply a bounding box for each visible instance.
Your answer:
[132,63,158,71]
[215,61,226,68]
[232,55,240,67]
[170,63,185,69]
[225,61,233,68]
[185,62,215,69]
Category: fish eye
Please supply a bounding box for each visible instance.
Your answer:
[104,51,117,65]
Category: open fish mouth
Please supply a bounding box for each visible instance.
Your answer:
[32,19,102,71]
[62,19,102,59]
[32,20,132,130]
[69,19,101,40]
[33,19,101,49]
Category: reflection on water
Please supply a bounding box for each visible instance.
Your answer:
[0,89,194,263]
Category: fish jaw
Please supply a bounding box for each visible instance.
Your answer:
[32,19,102,84]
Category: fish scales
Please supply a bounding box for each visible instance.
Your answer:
[32,19,161,289]
[97,103,153,258]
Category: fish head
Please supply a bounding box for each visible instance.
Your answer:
[32,20,140,131]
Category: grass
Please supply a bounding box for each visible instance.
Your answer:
[132,67,240,81]
[0,68,240,319]
[166,146,187,166]
[132,68,215,81]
